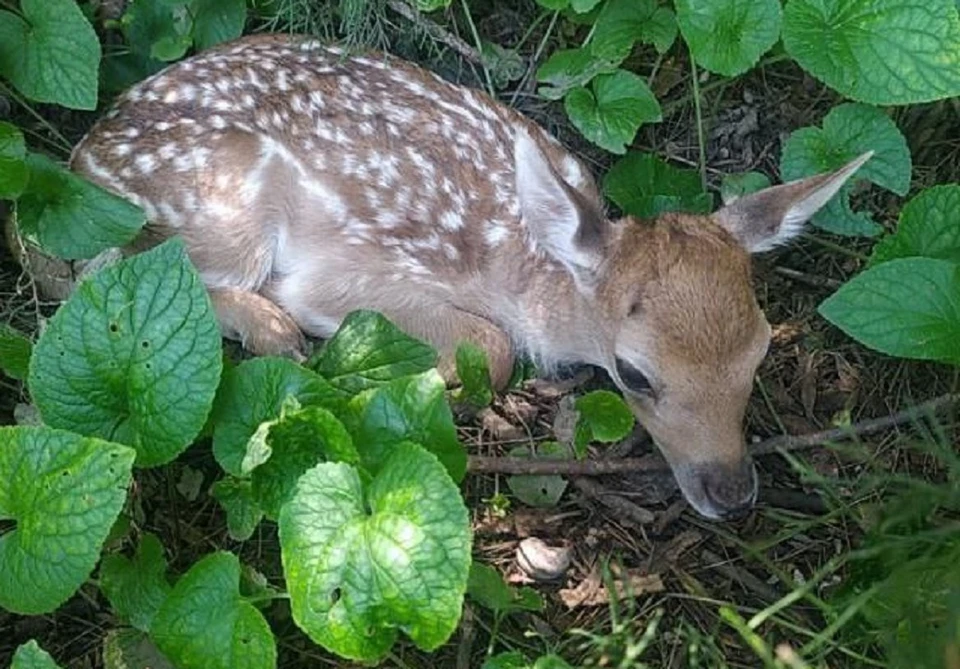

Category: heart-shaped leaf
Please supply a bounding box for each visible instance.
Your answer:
[783,0,960,105]
[564,69,661,154]
[100,534,172,632]
[279,442,471,663]
[0,426,135,614]
[29,239,222,467]
[781,103,910,237]
[676,0,782,76]
[603,151,713,217]
[871,185,960,265]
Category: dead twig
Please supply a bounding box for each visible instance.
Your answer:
[467,393,960,476]
[386,0,483,64]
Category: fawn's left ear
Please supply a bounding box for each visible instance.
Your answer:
[713,152,874,253]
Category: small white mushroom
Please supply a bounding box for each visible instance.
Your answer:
[516,537,572,581]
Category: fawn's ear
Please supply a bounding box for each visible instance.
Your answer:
[515,129,610,288]
[713,152,874,253]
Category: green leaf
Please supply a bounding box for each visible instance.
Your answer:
[0,324,32,381]
[349,369,466,482]
[818,258,960,364]
[574,390,634,455]
[100,534,172,632]
[467,563,544,614]
[780,103,910,237]
[248,405,359,518]
[564,69,661,154]
[103,629,176,669]
[279,442,471,663]
[603,151,713,217]
[152,552,277,669]
[782,0,960,105]
[676,0,782,76]
[191,0,247,50]
[0,426,135,614]
[16,153,146,260]
[212,357,340,476]
[506,442,571,507]
[29,239,223,467]
[311,310,437,399]
[455,342,494,407]
[535,0,569,9]
[720,171,771,203]
[11,641,62,669]
[591,0,677,60]
[211,477,264,541]
[0,121,28,199]
[536,47,620,100]
[571,0,601,10]
[121,0,192,62]
[0,0,100,110]
[871,185,960,265]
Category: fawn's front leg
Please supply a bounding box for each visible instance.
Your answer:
[208,287,308,362]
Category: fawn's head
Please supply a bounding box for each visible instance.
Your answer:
[516,132,872,519]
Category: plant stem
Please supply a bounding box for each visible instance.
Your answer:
[0,82,74,155]
[800,232,870,262]
[689,50,707,191]
[509,10,559,107]
[458,0,496,97]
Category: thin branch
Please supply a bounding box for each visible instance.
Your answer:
[386,0,482,65]
[467,393,960,476]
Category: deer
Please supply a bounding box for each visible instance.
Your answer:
[15,33,872,520]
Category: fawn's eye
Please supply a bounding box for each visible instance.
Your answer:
[615,357,653,396]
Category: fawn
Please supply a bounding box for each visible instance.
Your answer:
[24,33,871,520]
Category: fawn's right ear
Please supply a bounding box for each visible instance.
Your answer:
[713,152,874,253]
[515,129,610,288]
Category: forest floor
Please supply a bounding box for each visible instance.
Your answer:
[2,1,959,667]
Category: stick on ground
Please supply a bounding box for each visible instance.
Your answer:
[467,393,960,476]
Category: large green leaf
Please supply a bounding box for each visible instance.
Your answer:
[348,369,466,482]
[780,103,910,237]
[591,0,677,59]
[871,185,960,265]
[819,258,960,364]
[676,0,782,76]
[29,239,223,467]
[246,405,359,518]
[602,151,713,217]
[782,0,960,105]
[11,641,62,669]
[100,534,173,633]
[0,0,101,109]
[311,310,437,400]
[151,552,276,669]
[191,0,247,50]
[212,357,340,476]
[16,153,146,260]
[564,69,661,154]
[279,442,471,663]
[0,121,28,199]
[0,426,135,614]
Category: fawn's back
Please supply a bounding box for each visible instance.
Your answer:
[66,33,873,520]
